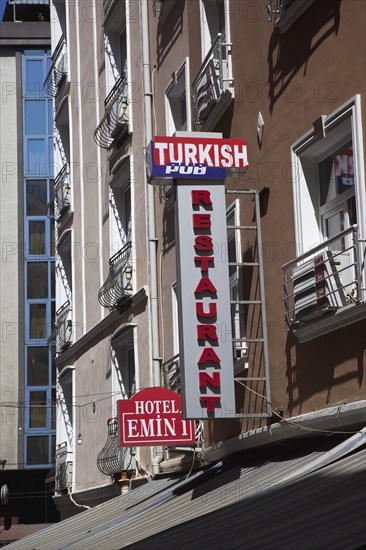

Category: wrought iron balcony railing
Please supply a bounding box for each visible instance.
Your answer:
[44,36,67,97]
[282,225,365,330]
[98,242,133,310]
[192,33,233,127]
[94,75,129,150]
[46,164,71,221]
[55,442,72,493]
[54,301,72,353]
[97,418,135,476]
[162,353,181,394]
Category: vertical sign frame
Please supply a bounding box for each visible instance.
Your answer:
[176,181,235,419]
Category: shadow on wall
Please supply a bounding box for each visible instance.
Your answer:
[285,320,365,416]
[267,0,341,114]
[156,0,185,69]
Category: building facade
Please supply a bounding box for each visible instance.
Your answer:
[11,0,364,544]
[0,0,59,537]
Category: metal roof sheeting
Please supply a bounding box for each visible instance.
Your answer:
[6,432,366,550]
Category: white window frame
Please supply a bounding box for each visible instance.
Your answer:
[291,96,366,258]
[199,0,231,59]
[164,59,192,136]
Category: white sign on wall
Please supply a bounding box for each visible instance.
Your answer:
[176,182,235,419]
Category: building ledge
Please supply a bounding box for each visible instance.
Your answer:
[0,22,50,44]
[201,89,234,132]
[55,286,148,368]
[53,483,120,520]
[203,400,366,463]
[293,302,366,343]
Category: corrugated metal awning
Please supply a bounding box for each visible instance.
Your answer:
[6,429,366,550]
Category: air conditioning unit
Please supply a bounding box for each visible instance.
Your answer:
[293,252,344,322]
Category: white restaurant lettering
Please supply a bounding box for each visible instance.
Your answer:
[154,141,248,168]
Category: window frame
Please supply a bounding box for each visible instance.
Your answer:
[291,96,366,257]
[164,59,192,136]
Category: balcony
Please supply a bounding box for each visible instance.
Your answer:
[282,226,366,342]
[98,242,133,311]
[266,0,316,33]
[94,75,129,150]
[46,164,71,221]
[44,36,67,97]
[97,418,135,476]
[54,301,73,353]
[162,354,181,394]
[192,33,234,130]
[55,442,72,493]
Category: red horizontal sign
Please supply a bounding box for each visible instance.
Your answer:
[118,387,196,446]
[149,136,248,179]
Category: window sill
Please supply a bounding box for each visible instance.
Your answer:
[293,302,366,343]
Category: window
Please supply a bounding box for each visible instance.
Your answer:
[27,263,48,298]
[111,327,136,403]
[26,179,48,215]
[109,158,132,256]
[200,0,225,59]
[23,49,55,467]
[105,18,127,94]
[165,61,191,135]
[289,96,366,333]
[194,1,233,128]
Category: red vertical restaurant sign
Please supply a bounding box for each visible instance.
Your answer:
[117,387,196,446]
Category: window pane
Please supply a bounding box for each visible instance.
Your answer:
[27,435,49,465]
[48,100,53,134]
[25,60,43,94]
[51,263,55,297]
[30,304,47,339]
[334,147,354,194]
[26,179,47,215]
[50,223,55,257]
[319,144,354,206]
[48,137,54,169]
[25,100,47,135]
[51,348,56,385]
[27,139,46,175]
[28,262,48,298]
[27,347,49,386]
[29,391,47,428]
[51,301,56,337]
[51,435,56,462]
[29,220,46,255]
[52,388,56,429]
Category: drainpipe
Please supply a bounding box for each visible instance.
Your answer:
[140,0,163,473]
[141,0,160,387]
[152,449,164,476]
